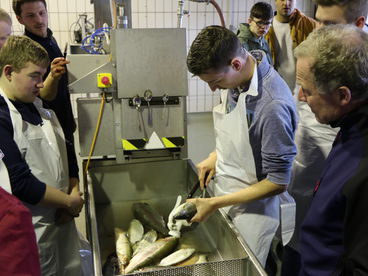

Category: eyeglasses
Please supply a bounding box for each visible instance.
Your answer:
[251,18,272,27]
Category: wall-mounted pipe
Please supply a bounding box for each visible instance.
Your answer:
[208,0,225,27]
[177,0,185,28]
[189,0,225,27]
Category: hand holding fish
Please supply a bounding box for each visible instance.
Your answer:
[187,197,217,223]
[196,151,217,189]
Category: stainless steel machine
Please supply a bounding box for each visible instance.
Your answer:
[68,26,267,276]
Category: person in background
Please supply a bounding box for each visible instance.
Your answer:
[265,0,316,93]
[0,35,84,275]
[12,0,80,202]
[281,1,368,275]
[295,24,368,276]
[0,9,41,275]
[237,2,273,65]
[314,0,368,27]
[0,8,11,49]
[186,25,297,268]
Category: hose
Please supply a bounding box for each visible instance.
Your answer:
[209,0,225,27]
[84,92,106,175]
[189,0,225,27]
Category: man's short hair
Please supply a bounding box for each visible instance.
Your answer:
[294,24,368,101]
[0,8,11,24]
[0,35,49,76]
[187,25,244,75]
[313,0,368,23]
[12,0,47,16]
[250,2,274,20]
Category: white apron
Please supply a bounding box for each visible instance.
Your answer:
[0,152,11,194]
[0,91,82,276]
[287,98,338,250]
[211,67,295,266]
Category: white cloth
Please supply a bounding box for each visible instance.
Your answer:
[272,18,296,93]
[211,65,295,266]
[0,153,11,194]
[0,90,82,276]
[287,95,339,250]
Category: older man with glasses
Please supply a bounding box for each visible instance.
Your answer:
[237,2,274,65]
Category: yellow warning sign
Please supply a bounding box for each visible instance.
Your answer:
[122,137,185,150]
[161,136,185,148]
[122,139,148,150]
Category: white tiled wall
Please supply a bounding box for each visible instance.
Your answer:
[0,0,315,113]
[130,0,314,112]
[0,0,94,49]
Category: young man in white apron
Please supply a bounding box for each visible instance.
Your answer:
[186,26,297,267]
[0,35,84,275]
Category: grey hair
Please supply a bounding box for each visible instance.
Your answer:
[294,24,368,101]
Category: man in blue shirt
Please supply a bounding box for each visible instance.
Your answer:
[186,25,297,268]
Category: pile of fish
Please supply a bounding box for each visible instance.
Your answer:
[104,202,208,275]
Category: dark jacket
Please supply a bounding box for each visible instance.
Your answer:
[300,104,368,276]
[25,28,79,179]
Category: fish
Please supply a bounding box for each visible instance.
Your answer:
[128,219,144,245]
[172,202,197,221]
[133,229,158,257]
[196,254,208,264]
[175,253,200,267]
[158,248,196,266]
[132,202,169,235]
[137,266,167,272]
[124,236,178,274]
[141,229,158,243]
[114,228,132,273]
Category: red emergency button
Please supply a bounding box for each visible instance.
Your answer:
[101,76,110,85]
[97,73,112,88]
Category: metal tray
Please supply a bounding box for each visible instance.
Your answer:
[84,159,266,276]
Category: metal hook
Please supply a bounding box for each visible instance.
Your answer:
[144,89,153,126]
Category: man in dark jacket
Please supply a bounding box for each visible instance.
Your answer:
[295,24,368,276]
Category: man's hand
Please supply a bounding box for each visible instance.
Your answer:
[40,57,70,100]
[187,197,217,222]
[66,189,84,217]
[68,177,80,194]
[196,151,217,189]
[55,208,74,225]
[49,57,69,80]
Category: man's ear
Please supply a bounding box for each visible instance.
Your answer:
[337,86,351,106]
[16,15,23,25]
[3,65,13,81]
[230,58,243,72]
[248,18,252,24]
[355,16,366,28]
